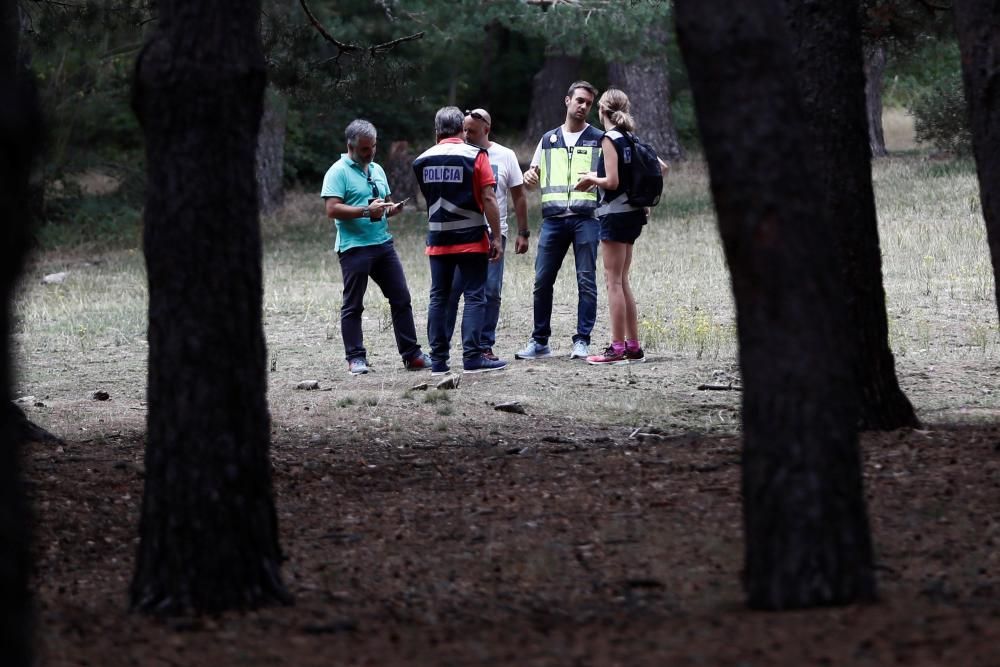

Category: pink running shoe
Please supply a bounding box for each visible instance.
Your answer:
[586,346,628,365]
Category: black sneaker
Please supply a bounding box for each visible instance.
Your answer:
[624,347,645,363]
[463,354,508,374]
[404,352,431,370]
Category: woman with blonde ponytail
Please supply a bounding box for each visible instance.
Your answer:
[574,87,652,365]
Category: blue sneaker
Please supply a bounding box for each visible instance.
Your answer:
[348,358,370,375]
[430,359,450,376]
[463,354,508,374]
[514,339,552,360]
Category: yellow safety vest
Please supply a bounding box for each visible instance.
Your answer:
[538,125,604,218]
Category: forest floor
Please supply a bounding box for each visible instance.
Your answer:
[16,155,1000,665]
[20,350,1000,666]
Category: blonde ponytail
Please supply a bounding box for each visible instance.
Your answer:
[599,88,635,133]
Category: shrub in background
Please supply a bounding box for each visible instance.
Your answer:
[912,69,972,155]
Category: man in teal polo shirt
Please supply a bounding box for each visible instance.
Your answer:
[321,119,430,375]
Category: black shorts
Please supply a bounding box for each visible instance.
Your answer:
[599,210,646,244]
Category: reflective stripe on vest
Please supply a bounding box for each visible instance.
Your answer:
[428,198,485,230]
[538,125,604,218]
[412,141,487,246]
[596,191,640,217]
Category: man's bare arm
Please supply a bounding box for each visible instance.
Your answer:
[510,184,530,254]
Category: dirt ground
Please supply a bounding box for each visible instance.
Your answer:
[18,346,1000,666]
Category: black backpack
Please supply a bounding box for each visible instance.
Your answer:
[621,131,663,207]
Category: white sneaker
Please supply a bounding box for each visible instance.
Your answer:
[569,340,589,359]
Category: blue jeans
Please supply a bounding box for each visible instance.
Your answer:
[531,215,599,345]
[444,235,506,348]
[338,240,421,362]
[428,253,489,363]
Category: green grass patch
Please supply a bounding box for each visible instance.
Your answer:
[423,391,451,404]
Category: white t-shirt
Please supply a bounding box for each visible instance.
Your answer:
[530,126,589,167]
[487,141,524,237]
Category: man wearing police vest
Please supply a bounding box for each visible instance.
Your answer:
[413,106,507,375]
[517,81,603,362]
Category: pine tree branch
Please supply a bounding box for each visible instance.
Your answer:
[369,31,424,56]
[298,0,360,55]
[298,0,424,60]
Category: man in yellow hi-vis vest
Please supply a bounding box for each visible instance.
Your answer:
[516,81,604,361]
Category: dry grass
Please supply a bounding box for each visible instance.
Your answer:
[883,106,920,153]
[11,151,1000,435]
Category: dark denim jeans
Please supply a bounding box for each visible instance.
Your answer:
[338,239,421,362]
[531,215,599,345]
[444,235,505,349]
[428,253,488,363]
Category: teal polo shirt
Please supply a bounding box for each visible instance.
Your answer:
[320,154,393,253]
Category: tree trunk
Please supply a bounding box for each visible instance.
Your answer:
[476,20,505,113]
[384,141,418,204]
[675,0,877,610]
[1,0,17,70]
[0,1,40,658]
[256,87,287,216]
[864,43,888,158]
[953,0,1000,327]
[129,0,291,614]
[525,53,580,141]
[607,27,685,162]
[784,2,917,431]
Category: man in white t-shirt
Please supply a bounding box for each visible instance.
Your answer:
[516,81,604,361]
[444,108,529,360]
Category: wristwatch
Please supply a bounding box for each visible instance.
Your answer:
[517,229,530,238]
[361,206,370,218]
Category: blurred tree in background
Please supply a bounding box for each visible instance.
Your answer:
[860,0,955,156]
[14,0,967,247]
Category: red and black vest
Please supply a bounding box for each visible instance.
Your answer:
[412,141,488,248]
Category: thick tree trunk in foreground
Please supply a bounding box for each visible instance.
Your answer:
[130,0,290,614]
[0,3,40,658]
[864,43,888,158]
[675,0,877,610]
[607,26,685,162]
[256,88,287,216]
[784,1,917,431]
[525,53,580,141]
[954,0,1000,325]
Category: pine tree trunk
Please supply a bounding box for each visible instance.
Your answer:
[675,0,877,610]
[864,43,888,158]
[953,0,1000,326]
[256,87,286,216]
[0,3,40,658]
[1,0,17,69]
[384,141,418,204]
[784,1,917,431]
[607,26,685,162]
[476,20,505,113]
[525,53,580,140]
[129,0,290,614]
